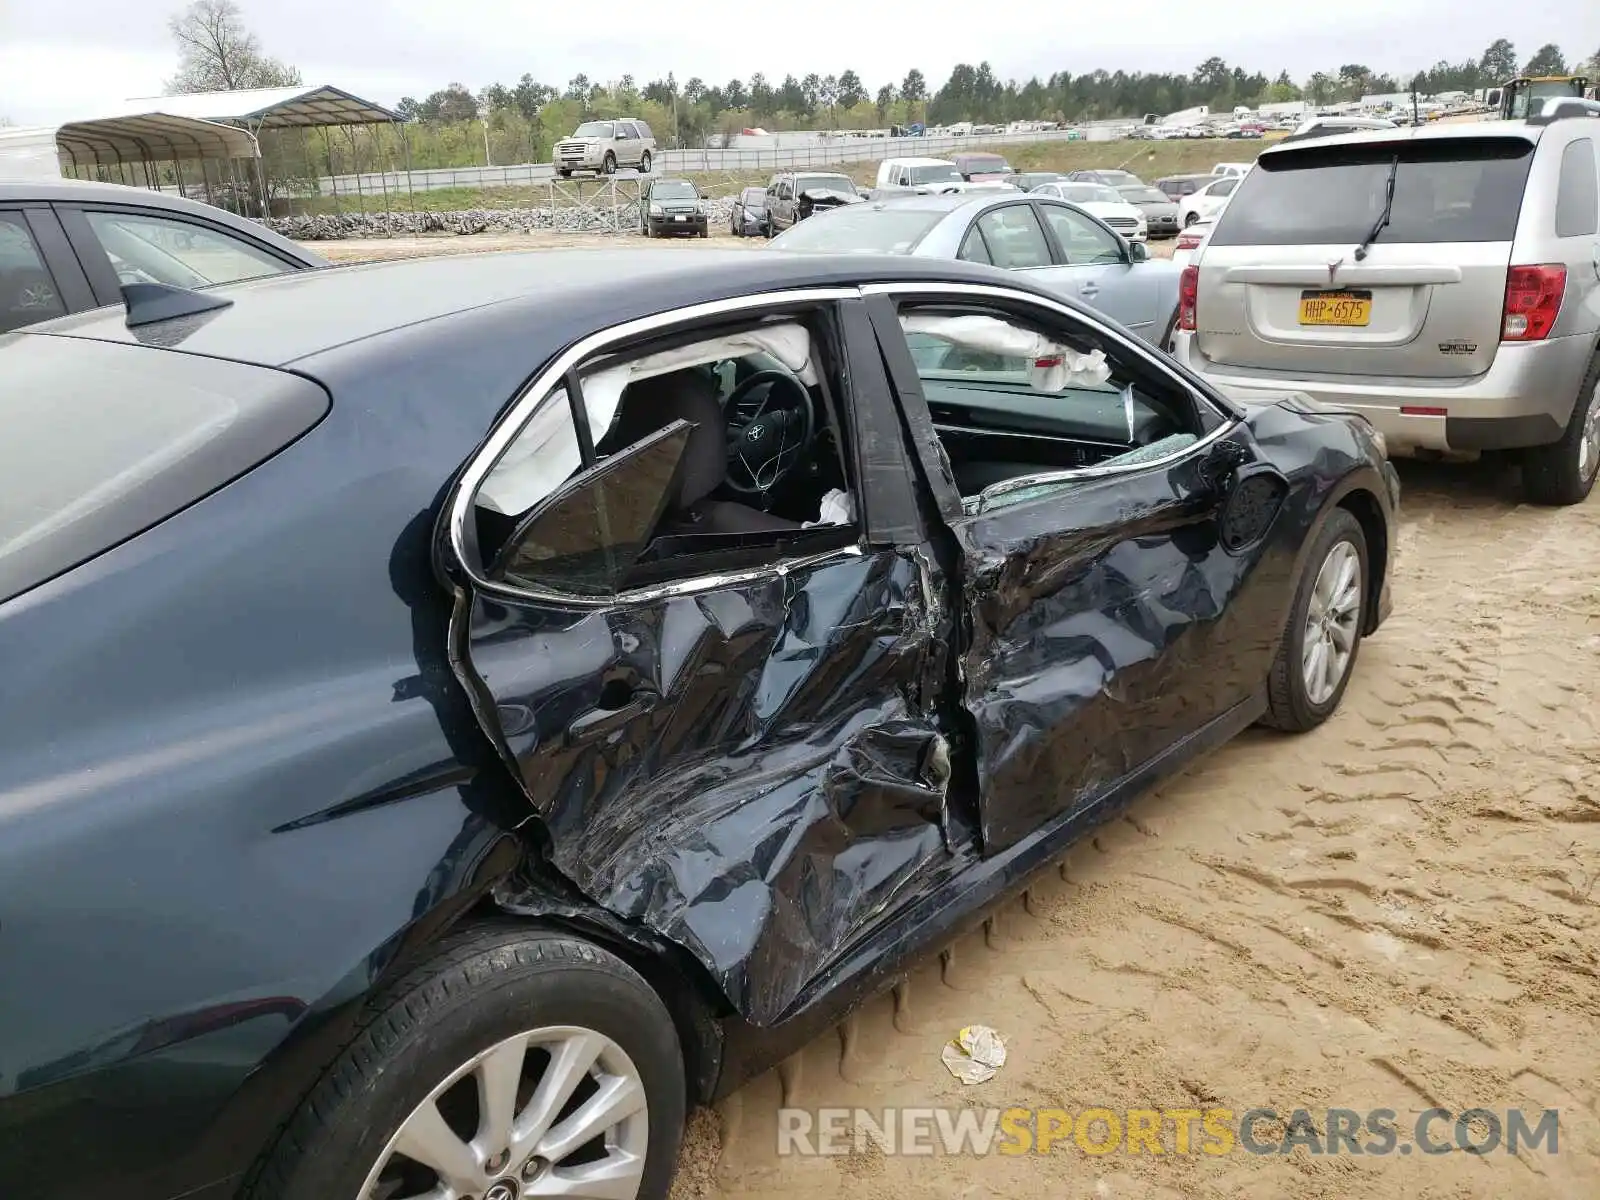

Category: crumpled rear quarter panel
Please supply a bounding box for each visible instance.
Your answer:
[463,549,952,1025]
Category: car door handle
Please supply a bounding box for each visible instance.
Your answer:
[565,688,659,747]
[1079,283,1100,297]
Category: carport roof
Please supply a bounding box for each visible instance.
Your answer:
[112,84,405,129]
[54,113,259,166]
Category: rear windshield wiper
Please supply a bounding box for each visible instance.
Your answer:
[1354,154,1399,261]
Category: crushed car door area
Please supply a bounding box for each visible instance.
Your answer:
[442,297,955,1025]
[866,289,1288,855]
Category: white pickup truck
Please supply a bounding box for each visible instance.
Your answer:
[871,157,1016,198]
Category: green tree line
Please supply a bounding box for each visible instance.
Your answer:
[155,7,1599,181]
[385,37,1597,169]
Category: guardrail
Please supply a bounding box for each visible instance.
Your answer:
[308,127,1112,196]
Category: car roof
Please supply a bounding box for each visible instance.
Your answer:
[0,177,326,264]
[1263,120,1540,159]
[885,157,958,168]
[18,247,1067,368]
[1156,173,1212,182]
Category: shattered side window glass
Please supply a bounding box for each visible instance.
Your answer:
[493,424,690,595]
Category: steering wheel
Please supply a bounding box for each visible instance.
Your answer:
[723,369,815,495]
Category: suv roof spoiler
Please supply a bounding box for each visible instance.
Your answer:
[1527,98,1600,126]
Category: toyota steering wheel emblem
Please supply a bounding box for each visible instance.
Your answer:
[745,425,764,443]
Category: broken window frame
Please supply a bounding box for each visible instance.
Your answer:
[450,291,878,607]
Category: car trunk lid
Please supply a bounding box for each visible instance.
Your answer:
[1195,134,1535,380]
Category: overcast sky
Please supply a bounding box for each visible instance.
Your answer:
[1,0,1596,125]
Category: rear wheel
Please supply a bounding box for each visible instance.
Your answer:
[246,926,686,1200]
[1183,211,1200,227]
[1523,352,1600,506]
[639,150,652,174]
[1262,508,1368,732]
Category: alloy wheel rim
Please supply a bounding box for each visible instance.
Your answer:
[1302,539,1362,707]
[359,1026,649,1200]
[1578,382,1600,483]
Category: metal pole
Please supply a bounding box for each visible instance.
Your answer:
[342,127,366,215]
[401,121,416,214]
[372,124,392,234]
[251,121,269,219]
[322,127,340,212]
[300,127,317,217]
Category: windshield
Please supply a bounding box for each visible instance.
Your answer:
[573,121,614,138]
[1098,170,1140,186]
[742,187,767,203]
[797,174,856,195]
[651,181,697,200]
[1062,184,1122,205]
[909,164,963,184]
[771,205,945,253]
[1122,187,1170,204]
[1211,137,1535,246]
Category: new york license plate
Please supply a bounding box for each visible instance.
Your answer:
[1299,289,1372,327]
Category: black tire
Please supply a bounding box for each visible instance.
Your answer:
[639,151,652,174]
[245,925,686,1200]
[698,227,708,239]
[1522,351,1600,506]
[557,169,571,179]
[602,153,617,175]
[1183,211,1200,227]
[1262,508,1368,733]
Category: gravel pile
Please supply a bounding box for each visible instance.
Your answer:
[267,198,738,241]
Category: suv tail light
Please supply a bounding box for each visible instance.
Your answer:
[1501,265,1566,341]
[1178,265,1198,332]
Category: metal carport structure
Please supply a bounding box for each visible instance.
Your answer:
[57,85,406,216]
[52,113,260,200]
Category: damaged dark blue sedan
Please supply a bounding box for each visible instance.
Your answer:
[0,250,1398,1200]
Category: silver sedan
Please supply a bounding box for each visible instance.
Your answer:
[767,191,1182,346]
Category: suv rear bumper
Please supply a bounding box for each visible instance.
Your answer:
[1173,332,1596,454]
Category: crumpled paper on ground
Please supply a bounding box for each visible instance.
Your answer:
[941,1024,1007,1084]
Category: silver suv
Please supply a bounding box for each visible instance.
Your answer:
[1174,102,1600,504]
[554,119,656,178]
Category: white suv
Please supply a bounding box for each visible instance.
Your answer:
[555,119,656,177]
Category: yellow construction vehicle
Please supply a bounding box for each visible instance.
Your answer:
[1499,75,1590,119]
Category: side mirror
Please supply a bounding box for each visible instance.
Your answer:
[1129,240,1150,263]
[857,187,871,199]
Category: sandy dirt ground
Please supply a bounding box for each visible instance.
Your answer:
[310,232,1599,1198]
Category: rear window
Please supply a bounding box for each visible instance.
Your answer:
[796,174,855,196]
[1555,139,1598,238]
[1211,137,1535,246]
[770,205,945,253]
[0,334,328,603]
